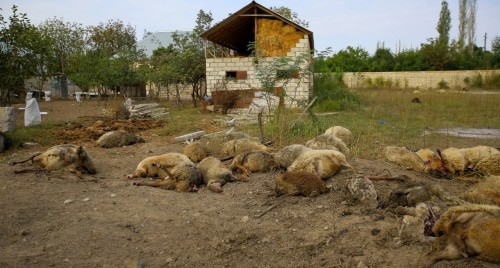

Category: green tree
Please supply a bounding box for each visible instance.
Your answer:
[269,6,309,28]
[39,18,85,77]
[437,0,451,48]
[368,48,395,71]
[458,0,467,50]
[491,36,500,68]
[394,49,424,71]
[325,46,369,72]
[68,19,144,98]
[159,9,213,107]
[0,5,42,105]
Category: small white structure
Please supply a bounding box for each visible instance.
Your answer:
[24,98,41,127]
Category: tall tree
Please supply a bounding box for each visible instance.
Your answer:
[0,5,42,105]
[39,18,85,76]
[466,0,477,56]
[437,1,451,48]
[458,0,467,50]
[269,6,309,28]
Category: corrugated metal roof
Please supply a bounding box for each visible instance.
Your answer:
[137,31,190,57]
[201,1,314,56]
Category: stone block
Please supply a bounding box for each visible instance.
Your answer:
[0,107,16,132]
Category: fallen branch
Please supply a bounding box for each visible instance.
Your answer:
[368,175,408,181]
[255,203,280,219]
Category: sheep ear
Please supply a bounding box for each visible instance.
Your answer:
[423,160,431,165]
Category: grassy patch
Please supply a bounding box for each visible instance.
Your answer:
[152,107,225,137]
[3,122,58,148]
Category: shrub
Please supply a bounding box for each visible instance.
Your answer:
[471,74,483,88]
[438,79,449,89]
[313,71,361,112]
[483,74,500,90]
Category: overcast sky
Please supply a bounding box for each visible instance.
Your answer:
[1,0,499,54]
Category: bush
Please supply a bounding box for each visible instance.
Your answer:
[484,74,500,90]
[438,79,449,89]
[471,74,483,88]
[313,71,361,112]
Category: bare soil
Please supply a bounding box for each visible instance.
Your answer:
[0,100,498,267]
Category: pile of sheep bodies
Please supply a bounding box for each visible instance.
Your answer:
[126,126,353,195]
[383,145,500,176]
[382,144,500,266]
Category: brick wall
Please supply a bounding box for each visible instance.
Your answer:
[343,70,499,90]
[205,35,313,107]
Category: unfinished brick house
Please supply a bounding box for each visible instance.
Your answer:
[201,1,314,109]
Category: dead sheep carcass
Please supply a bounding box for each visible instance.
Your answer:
[305,134,350,155]
[383,146,426,172]
[275,170,328,197]
[127,152,193,179]
[427,204,500,266]
[287,149,353,180]
[378,181,458,209]
[395,203,440,243]
[271,144,311,170]
[230,151,276,179]
[96,130,144,148]
[462,146,500,169]
[220,138,269,158]
[133,164,202,192]
[461,176,500,206]
[183,140,211,163]
[415,148,445,172]
[10,144,96,178]
[128,153,202,192]
[436,147,469,176]
[198,156,244,193]
[474,154,500,176]
[324,125,352,143]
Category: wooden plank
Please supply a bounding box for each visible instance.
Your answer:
[174,131,206,142]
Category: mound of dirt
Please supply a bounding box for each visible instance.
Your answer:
[53,119,165,144]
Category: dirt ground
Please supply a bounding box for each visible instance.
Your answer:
[0,99,498,267]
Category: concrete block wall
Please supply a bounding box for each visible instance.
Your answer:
[206,35,312,107]
[343,70,499,90]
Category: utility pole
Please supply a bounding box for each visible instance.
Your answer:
[484,32,487,51]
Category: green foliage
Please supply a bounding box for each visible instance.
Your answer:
[324,46,369,72]
[437,79,449,89]
[436,1,451,47]
[471,74,483,88]
[313,72,360,112]
[364,76,400,90]
[269,6,309,28]
[0,5,43,106]
[483,74,500,90]
[368,48,395,71]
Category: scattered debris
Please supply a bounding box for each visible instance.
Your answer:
[129,103,168,118]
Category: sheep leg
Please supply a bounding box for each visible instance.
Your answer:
[13,168,37,174]
[133,178,176,189]
[234,164,251,179]
[10,152,42,166]
[427,243,463,267]
[229,174,248,182]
